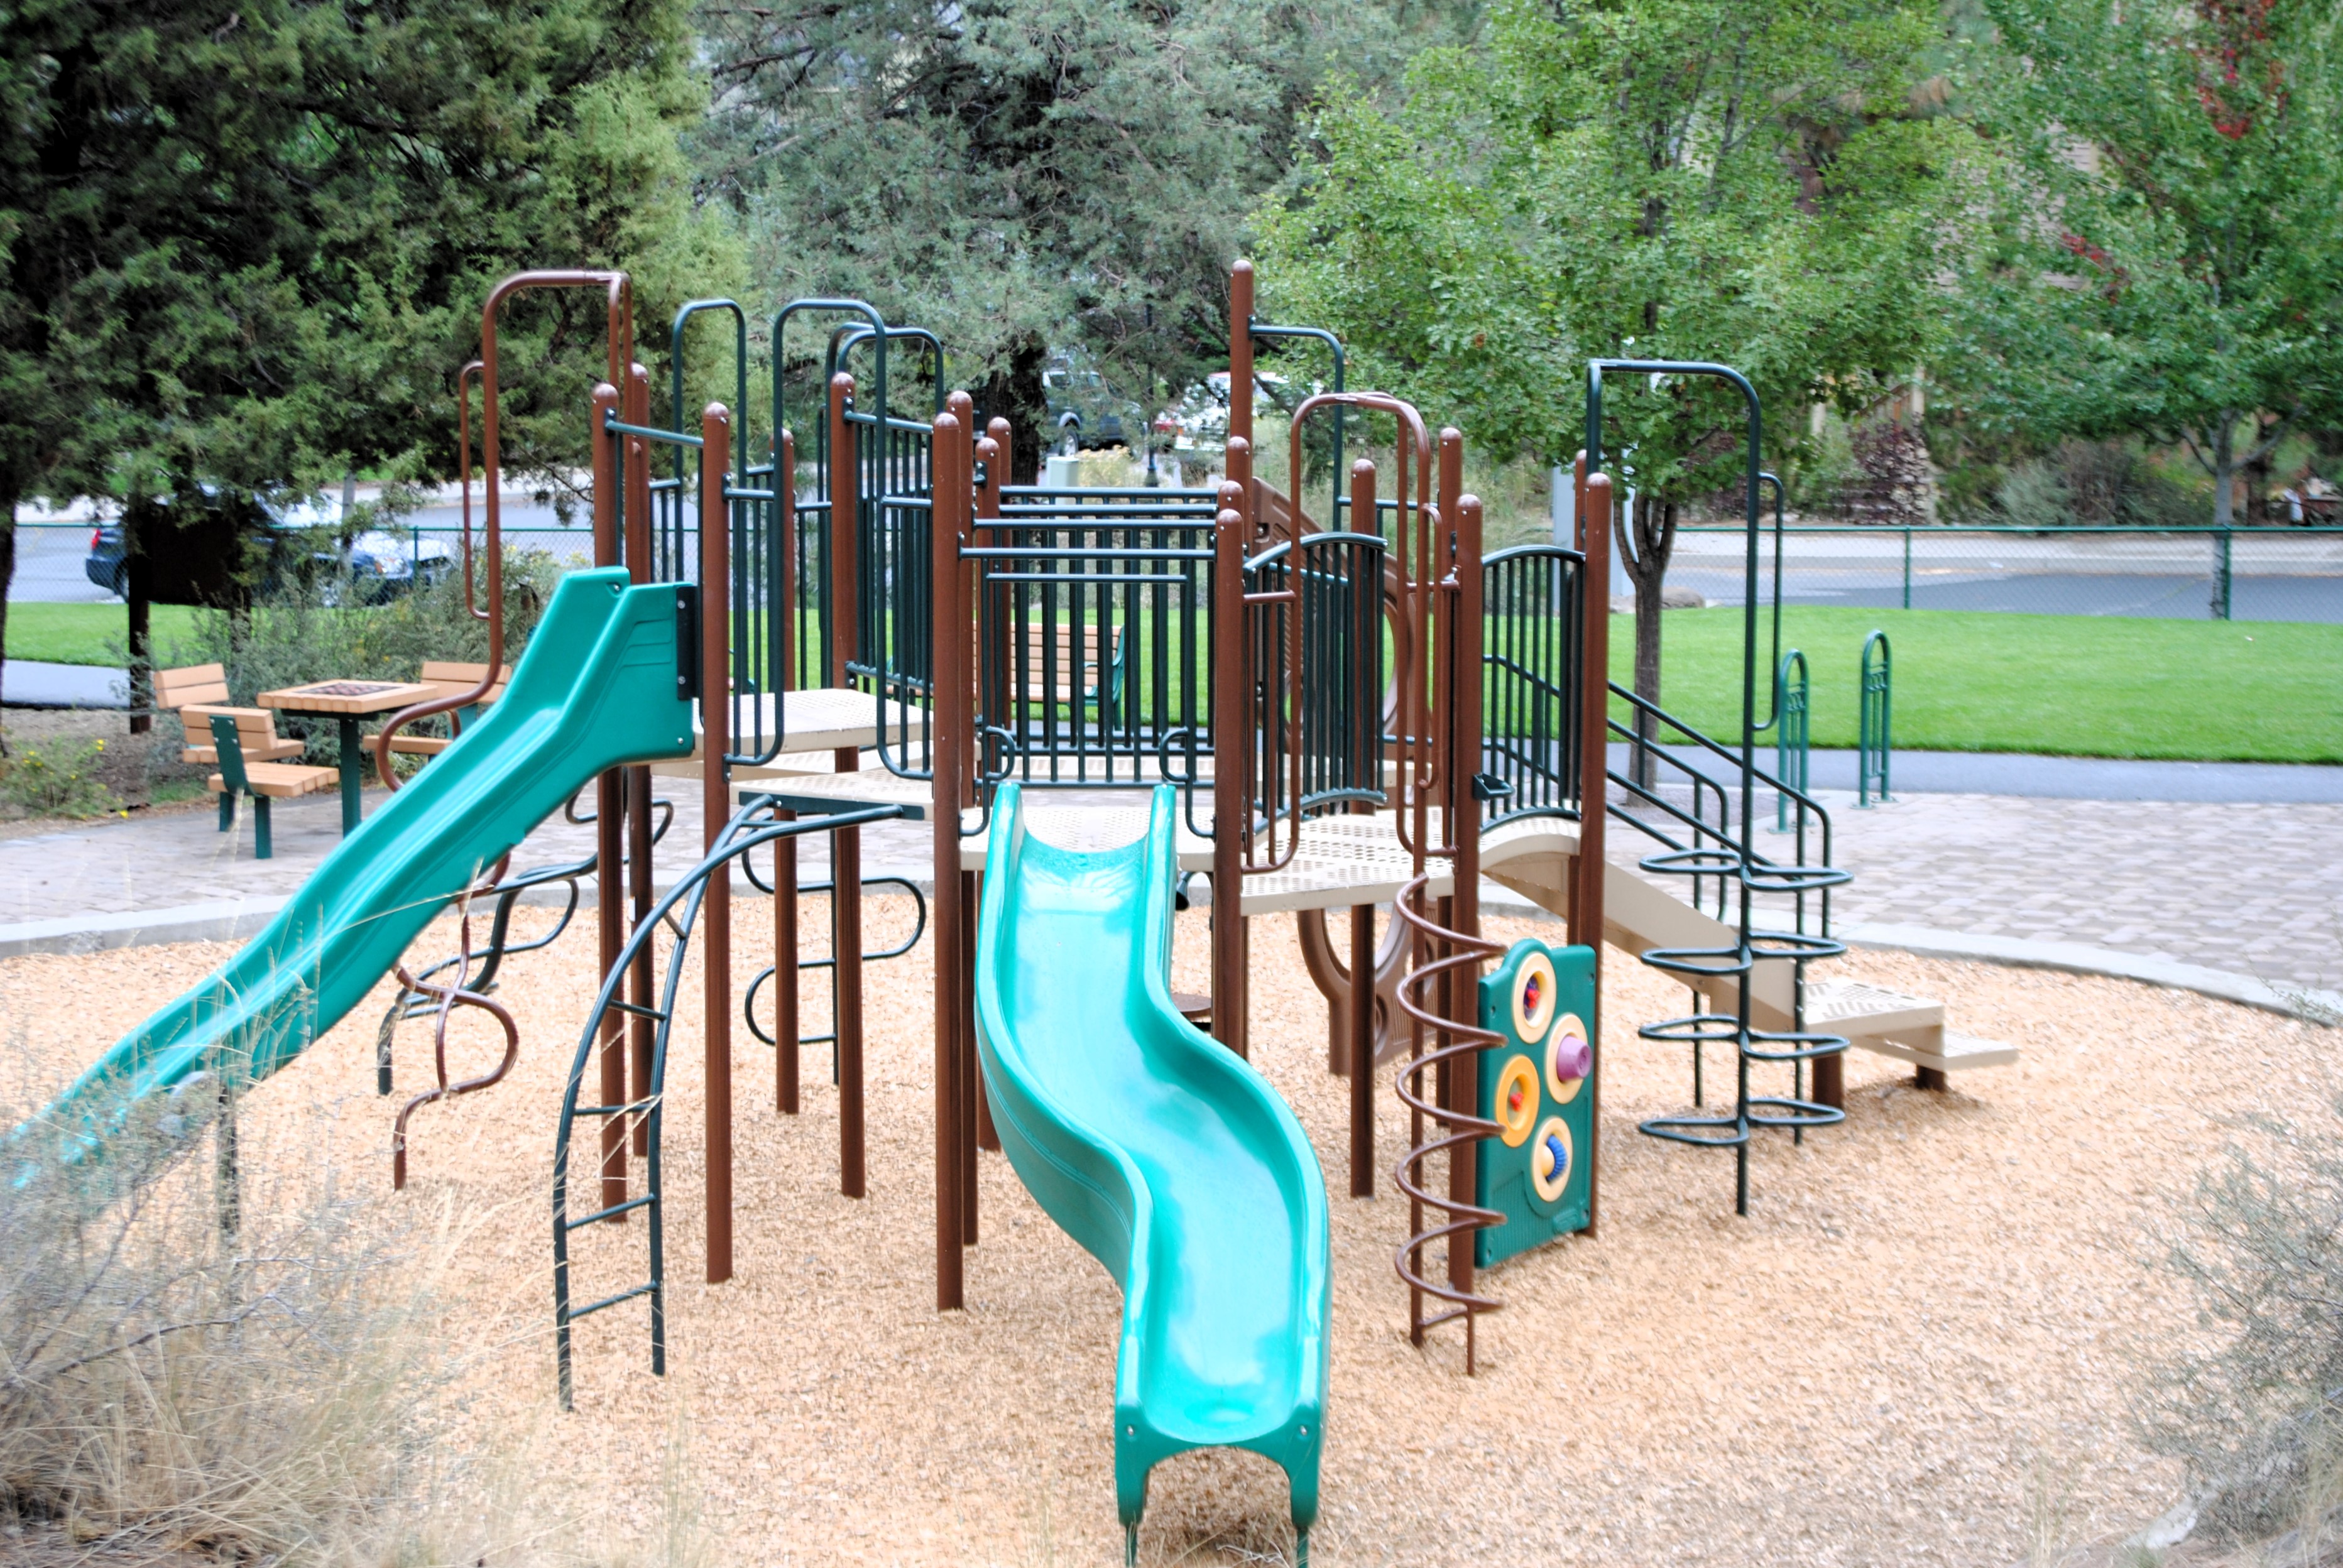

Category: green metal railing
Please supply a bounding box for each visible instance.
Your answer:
[1859,630,1891,807]
[1767,650,1809,830]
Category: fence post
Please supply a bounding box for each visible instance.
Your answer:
[1901,527,1911,611]
[2214,525,2233,620]
[1774,650,1808,831]
[1859,630,1892,807]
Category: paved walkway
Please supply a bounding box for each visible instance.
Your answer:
[3,660,126,708]
[4,770,2340,998]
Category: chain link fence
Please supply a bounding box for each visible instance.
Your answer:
[1664,525,2343,623]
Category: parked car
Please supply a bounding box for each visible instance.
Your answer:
[1043,357,1140,451]
[84,491,456,604]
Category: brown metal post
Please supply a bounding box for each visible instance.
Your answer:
[943,394,981,1243]
[1349,901,1374,1198]
[827,373,868,1195]
[930,408,968,1310]
[1446,487,1487,1308]
[972,427,1003,1158]
[775,433,800,1116]
[775,807,799,1114]
[835,763,864,1197]
[591,382,628,1215]
[1228,261,1254,454]
[1210,484,1248,1059]
[1578,472,1614,1237]
[625,363,657,1157]
[701,403,735,1286]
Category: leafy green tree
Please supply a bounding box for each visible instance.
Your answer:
[1938,0,2343,555]
[0,0,738,720]
[693,0,1458,480]
[1255,0,1954,728]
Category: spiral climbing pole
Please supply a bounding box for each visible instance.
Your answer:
[1378,444,1511,1368]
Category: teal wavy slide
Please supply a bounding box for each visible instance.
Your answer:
[17,569,695,1167]
[973,783,1330,1562]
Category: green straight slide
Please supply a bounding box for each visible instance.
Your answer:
[974,783,1330,1561]
[18,569,694,1168]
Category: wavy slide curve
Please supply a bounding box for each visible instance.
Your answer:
[974,783,1330,1562]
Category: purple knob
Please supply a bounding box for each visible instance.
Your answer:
[1551,1035,1591,1081]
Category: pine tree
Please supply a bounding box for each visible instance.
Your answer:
[0,0,738,716]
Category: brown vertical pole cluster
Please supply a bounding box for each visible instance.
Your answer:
[775,428,800,1116]
[1346,451,1380,1195]
[827,372,866,1199]
[945,392,981,1242]
[1210,476,1249,1059]
[625,363,657,1159]
[1228,261,1255,455]
[701,404,735,1286]
[591,382,628,1216]
[931,408,969,1311]
[1578,471,1614,1238]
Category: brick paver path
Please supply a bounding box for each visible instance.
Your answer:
[7,779,2340,993]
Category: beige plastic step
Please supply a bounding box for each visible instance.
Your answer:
[1851,1031,2019,1073]
[1482,835,2019,1077]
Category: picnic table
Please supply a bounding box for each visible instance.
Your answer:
[257,679,435,834]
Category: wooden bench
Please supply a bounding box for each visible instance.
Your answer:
[156,664,309,783]
[375,660,510,759]
[203,714,337,858]
[1008,625,1123,717]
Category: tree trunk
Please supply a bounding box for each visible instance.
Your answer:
[0,493,15,750]
[1615,493,1678,787]
[2210,413,2236,531]
[975,335,1050,486]
[126,510,152,736]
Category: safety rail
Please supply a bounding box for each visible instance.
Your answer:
[552,797,904,1407]
[1480,544,1587,829]
[1240,528,1387,859]
[966,513,1220,798]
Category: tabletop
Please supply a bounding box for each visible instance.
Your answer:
[257,680,437,716]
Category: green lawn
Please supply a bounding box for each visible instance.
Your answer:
[1618,607,2343,763]
[7,603,200,665]
[14,598,2334,763]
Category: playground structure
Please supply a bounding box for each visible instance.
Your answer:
[15,259,2022,1559]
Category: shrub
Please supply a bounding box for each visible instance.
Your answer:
[0,739,123,819]
[145,547,569,769]
[2140,1097,2343,1543]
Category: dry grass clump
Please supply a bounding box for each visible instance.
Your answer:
[0,1061,451,1564]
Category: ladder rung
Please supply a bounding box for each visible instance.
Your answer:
[607,999,669,1021]
[567,1280,660,1320]
[798,1032,837,1047]
[571,1097,660,1118]
[564,1194,658,1230]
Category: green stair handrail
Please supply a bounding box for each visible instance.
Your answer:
[1859,629,1892,806]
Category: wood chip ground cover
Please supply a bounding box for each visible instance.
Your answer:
[0,896,2310,1565]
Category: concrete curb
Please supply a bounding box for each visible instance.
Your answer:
[7,888,2337,1029]
[0,898,292,958]
[1838,920,2343,1024]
